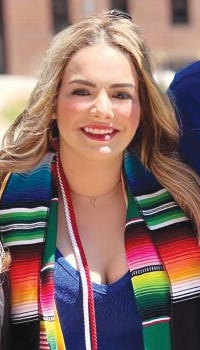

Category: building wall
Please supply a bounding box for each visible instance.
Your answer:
[3,0,53,75]
[1,0,200,75]
[68,0,109,23]
[132,0,200,70]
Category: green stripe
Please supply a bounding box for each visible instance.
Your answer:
[42,200,58,265]
[137,191,172,208]
[143,322,172,350]
[127,190,141,221]
[0,210,47,223]
[3,229,45,243]
[132,271,170,318]
[144,208,185,227]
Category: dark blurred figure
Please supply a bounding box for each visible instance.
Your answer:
[0,242,10,350]
[168,60,200,174]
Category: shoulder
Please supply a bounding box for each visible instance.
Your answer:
[167,61,200,174]
[168,60,200,114]
[169,60,200,91]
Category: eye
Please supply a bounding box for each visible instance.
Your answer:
[113,91,132,100]
[72,89,90,96]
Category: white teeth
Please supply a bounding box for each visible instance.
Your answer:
[83,127,114,135]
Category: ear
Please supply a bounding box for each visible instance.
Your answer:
[52,112,57,120]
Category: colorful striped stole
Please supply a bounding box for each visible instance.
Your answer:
[124,149,200,350]
[0,153,53,325]
[1,150,200,349]
[0,153,61,349]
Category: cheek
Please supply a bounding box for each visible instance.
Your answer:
[131,103,140,125]
[125,104,141,139]
[56,97,90,116]
[117,102,140,124]
[56,99,76,115]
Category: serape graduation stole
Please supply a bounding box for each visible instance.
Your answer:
[0,150,200,349]
[124,149,200,350]
[39,196,66,350]
[0,154,65,350]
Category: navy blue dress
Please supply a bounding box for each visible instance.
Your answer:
[55,249,144,350]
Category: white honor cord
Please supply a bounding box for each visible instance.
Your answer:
[57,163,92,350]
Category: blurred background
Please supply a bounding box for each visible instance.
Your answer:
[0,0,200,141]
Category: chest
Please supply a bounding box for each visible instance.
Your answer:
[55,250,144,350]
[56,196,129,284]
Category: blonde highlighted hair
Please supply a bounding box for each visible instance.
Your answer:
[0,10,200,236]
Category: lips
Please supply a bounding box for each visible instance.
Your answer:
[81,125,119,141]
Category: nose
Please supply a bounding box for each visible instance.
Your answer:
[90,90,114,119]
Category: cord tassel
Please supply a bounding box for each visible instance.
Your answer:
[56,153,98,350]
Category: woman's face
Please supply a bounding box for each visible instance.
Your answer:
[55,43,140,162]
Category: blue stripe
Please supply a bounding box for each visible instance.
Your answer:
[123,149,161,196]
[1,154,53,208]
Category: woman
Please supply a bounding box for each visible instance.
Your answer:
[0,10,200,350]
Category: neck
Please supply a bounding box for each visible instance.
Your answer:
[59,150,123,198]
[71,177,124,208]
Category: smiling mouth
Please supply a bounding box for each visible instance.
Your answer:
[81,126,118,141]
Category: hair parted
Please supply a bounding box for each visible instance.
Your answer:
[0,10,200,237]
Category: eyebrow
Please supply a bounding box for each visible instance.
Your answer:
[68,79,135,88]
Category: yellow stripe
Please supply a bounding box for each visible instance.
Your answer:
[55,303,66,350]
[0,172,11,200]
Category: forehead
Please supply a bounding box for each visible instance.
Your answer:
[62,44,138,84]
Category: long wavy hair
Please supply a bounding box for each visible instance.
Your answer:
[0,10,200,235]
